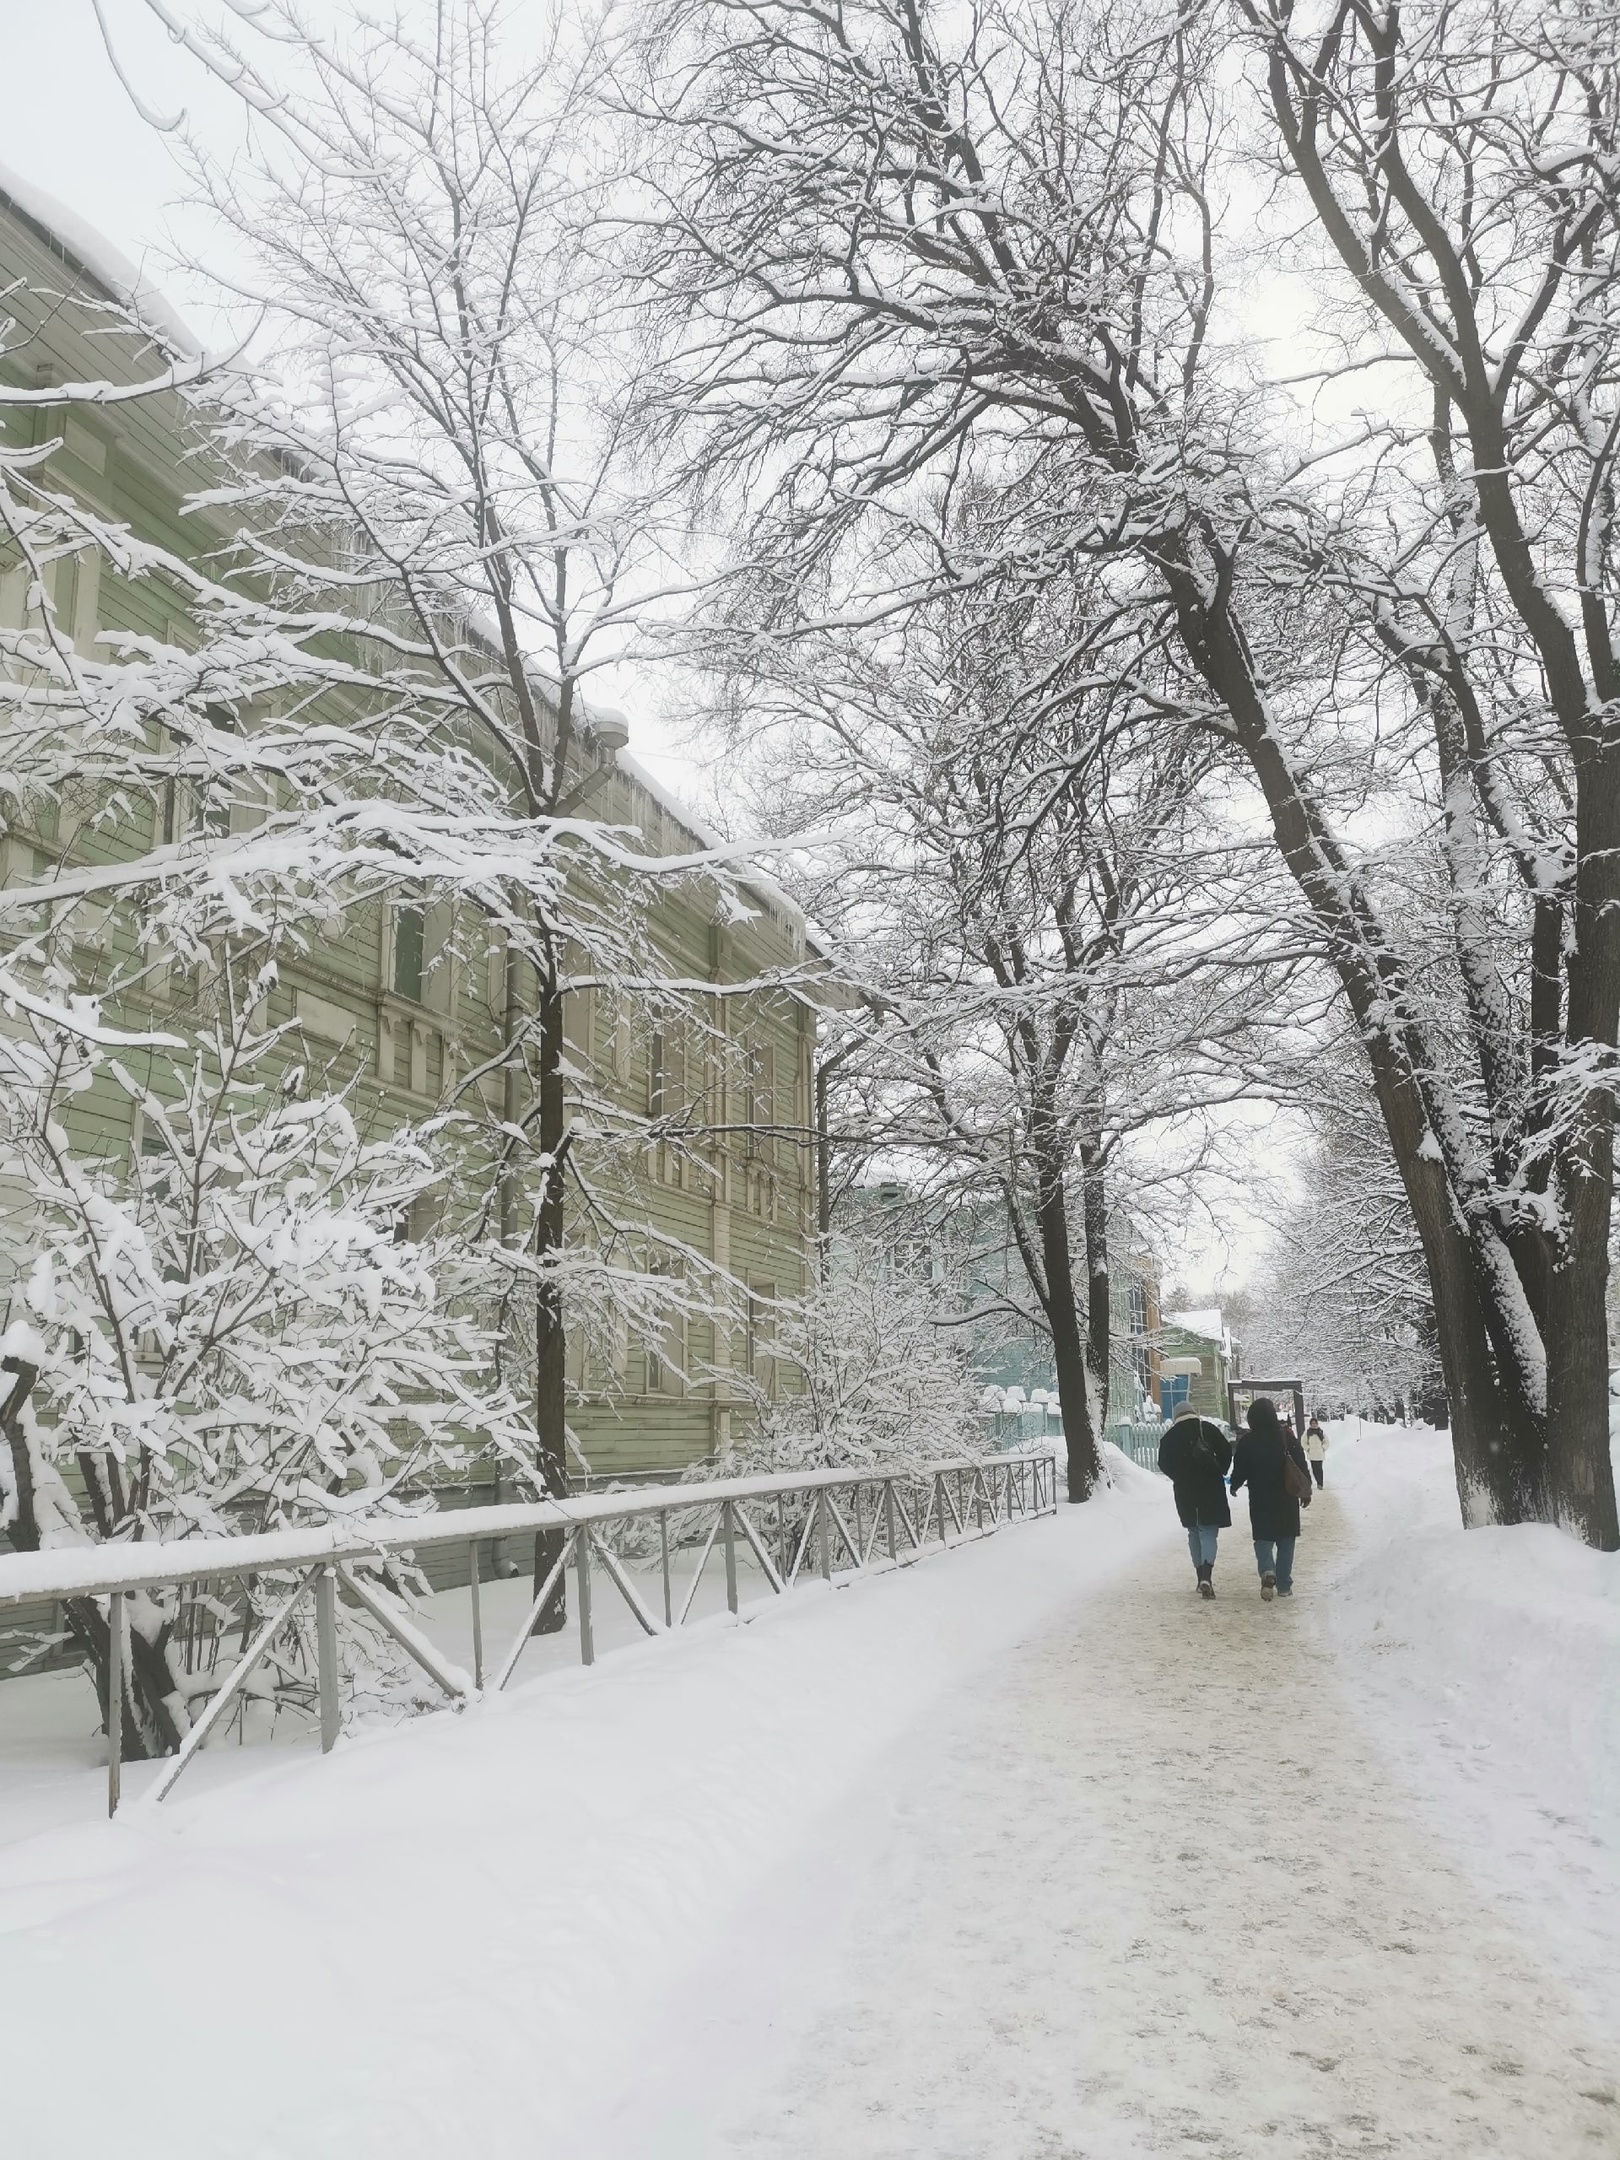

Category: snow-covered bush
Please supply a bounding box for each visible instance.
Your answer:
[0,981,534,1753]
[709,1244,985,1478]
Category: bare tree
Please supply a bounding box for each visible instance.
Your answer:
[624,0,1620,1543]
[0,15,754,1701]
[148,1,748,1559]
[1240,1051,1444,1417]
[704,536,1297,1497]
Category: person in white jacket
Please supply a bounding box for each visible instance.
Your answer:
[1304,1417,1327,1489]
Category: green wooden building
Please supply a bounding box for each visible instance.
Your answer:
[0,171,824,1494]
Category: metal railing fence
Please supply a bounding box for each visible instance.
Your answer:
[0,1449,1057,1817]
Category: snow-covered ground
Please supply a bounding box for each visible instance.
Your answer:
[0,1429,1616,2157]
[1324,1420,1620,2039]
[0,1543,785,1851]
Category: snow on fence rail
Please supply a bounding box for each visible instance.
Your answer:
[0,1450,1058,1817]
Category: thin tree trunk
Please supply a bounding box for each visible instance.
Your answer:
[1,1359,184,1757]
[500,913,568,1632]
[530,967,570,1633]
[816,1051,832,1280]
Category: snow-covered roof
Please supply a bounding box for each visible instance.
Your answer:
[614,741,824,956]
[0,159,201,361]
[1167,1307,1225,1347]
[448,613,821,959]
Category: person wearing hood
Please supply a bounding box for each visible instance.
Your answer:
[1230,1395,1312,1600]
[1157,1401,1234,1599]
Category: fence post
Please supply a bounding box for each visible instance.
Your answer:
[884,1477,897,1562]
[316,1566,340,1754]
[106,1590,124,1818]
[722,1500,739,1614]
[817,1489,832,1581]
[468,1539,485,1693]
[935,1472,949,1546]
[659,1509,673,1629]
[575,1527,594,1667]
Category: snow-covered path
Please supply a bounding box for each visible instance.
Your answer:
[2,1435,1617,2157]
[694,1486,1620,2158]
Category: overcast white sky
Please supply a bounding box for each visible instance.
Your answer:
[1,0,699,791]
[4,3,243,319]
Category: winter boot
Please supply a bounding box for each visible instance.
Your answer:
[1197,1564,1215,1601]
[1260,1572,1277,1602]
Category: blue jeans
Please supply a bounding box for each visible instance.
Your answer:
[1186,1524,1219,1569]
[1253,1536,1296,1591]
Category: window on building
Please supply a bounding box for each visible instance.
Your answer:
[646,1264,685,1396]
[53,550,81,639]
[665,1023,686,1119]
[194,706,237,839]
[393,903,425,1002]
[138,1132,171,1204]
[744,1041,773,1159]
[746,1280,777,1399]
[588,1312,629,1394]
[563,982,593,1055]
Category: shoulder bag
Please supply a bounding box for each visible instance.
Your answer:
[1281,1445,1313,1508]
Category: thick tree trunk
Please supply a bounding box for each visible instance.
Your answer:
[1080,1142,1111,1433]
[1244,28,1620,1548]
[1171,569,1620,1548]
[1542,1097,1620,1545]
[1034,1178,1102,1502]
[816,1051,832,1281]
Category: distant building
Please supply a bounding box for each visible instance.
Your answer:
[838,1182,1169,1437]
[1159,1308,1242,1425]
[1107,1235,1163,1432]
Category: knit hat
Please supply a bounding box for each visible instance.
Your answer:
[1171,1400,1199,1423]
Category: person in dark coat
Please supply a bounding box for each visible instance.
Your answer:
[1229,1395,1311,1600]
[1157,1401,1233,1599]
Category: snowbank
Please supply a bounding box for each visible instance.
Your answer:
[0,1475,1170,2160]
[1324,1420,1620,2031]
[1099,1436,1162,1495]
